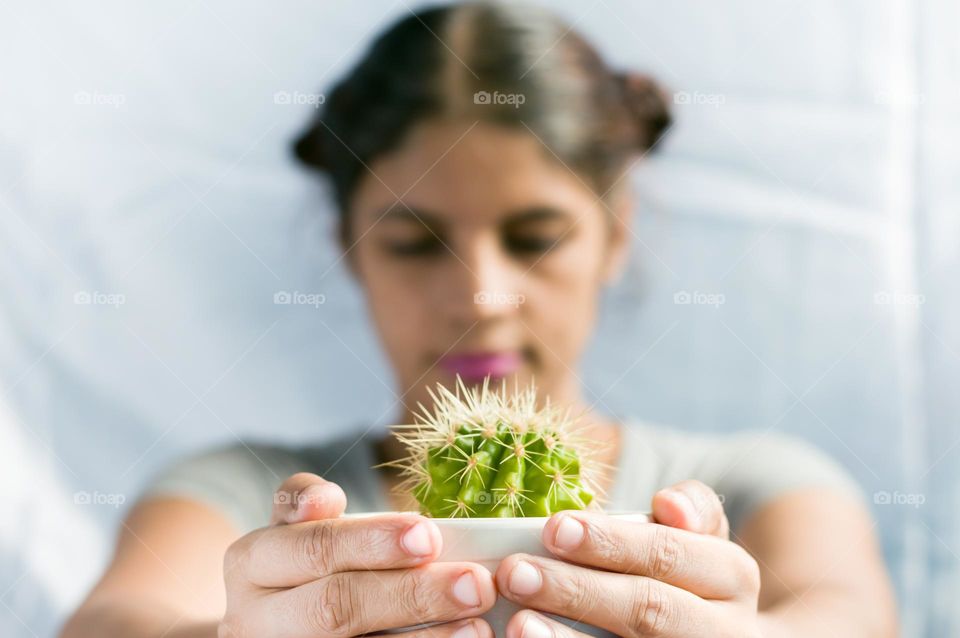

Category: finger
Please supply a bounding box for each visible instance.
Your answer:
[505,609,591,638]
[495,553,718,638]
[651,479,729,538]
[237,512,443,587]
[540,511,759,599]
[368,618,494,638]
[271,472,347,525]
[258,561,496,638]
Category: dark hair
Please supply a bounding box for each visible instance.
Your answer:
[292,1,671,238]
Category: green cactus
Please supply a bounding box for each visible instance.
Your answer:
[376,376,609,518]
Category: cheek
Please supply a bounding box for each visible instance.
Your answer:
[523,230,607,353]
[354,248,434,365]
[534,217,608,298]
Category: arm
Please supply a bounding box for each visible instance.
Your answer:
[59,496,237,638]
[738,488,899,638]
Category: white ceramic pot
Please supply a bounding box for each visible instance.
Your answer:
[342,511,650,637]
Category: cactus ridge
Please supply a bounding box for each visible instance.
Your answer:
[376,375,613,518]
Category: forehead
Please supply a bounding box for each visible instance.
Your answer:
[353,118,596,226]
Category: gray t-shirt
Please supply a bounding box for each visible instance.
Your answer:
[139,421,868,535]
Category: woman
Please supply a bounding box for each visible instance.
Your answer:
[62,2,898,637]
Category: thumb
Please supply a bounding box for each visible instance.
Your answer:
[651,479,729,539]
[270,472,347,525]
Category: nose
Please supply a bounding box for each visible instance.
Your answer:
[443,234,523,327]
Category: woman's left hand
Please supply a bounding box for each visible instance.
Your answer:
[494,479,763,638]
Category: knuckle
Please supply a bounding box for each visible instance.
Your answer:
[398,569,437,619]
[309,574,359,637]
[589,520,625,563]
[555,567,597,612]
[628,578,672,637]
[300,521,337,576]
[356,520,397,562]
[646,526,683,582]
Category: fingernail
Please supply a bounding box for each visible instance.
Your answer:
[453,571,481,607]
[521,614,552,638]
[553,515,584,550]
[296,485,326,512]
[282,494,300,523]
[673,490,701,527]
[508,560,541,596]
[283,487,316,522]
[401,521,434,556]
[452,620,479,638]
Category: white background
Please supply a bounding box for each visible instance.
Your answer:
[1,1,957,636]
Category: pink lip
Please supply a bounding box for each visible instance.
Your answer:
[439,351,523,382]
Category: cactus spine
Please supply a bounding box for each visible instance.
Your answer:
[376,376,611,517]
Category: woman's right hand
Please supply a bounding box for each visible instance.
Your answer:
[218,472,496,638]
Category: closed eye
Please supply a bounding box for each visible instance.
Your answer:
[501,206,576,257]
[503,234,567,254]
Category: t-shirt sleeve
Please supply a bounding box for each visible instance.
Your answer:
[137,442,305,534]
[697,429,870,533]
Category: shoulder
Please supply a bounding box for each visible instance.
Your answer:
[623,422,868,532]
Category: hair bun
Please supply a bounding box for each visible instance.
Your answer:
[614,71,672,152]
[292,125,328,171]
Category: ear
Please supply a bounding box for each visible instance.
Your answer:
[599,186,633,285]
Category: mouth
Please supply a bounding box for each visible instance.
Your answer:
[437,349,525,383]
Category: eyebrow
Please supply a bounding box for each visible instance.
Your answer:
[501,206,572,224]
[375,204,573,227]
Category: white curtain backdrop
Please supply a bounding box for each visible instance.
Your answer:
[1,1,957,636]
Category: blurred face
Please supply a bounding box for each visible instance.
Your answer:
[347,118,631,422]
